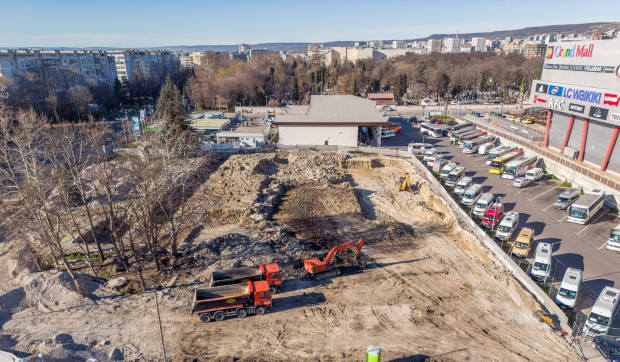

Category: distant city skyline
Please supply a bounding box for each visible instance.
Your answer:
[0,0,619,48]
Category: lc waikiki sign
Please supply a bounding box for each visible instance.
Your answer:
[546,44,594,59]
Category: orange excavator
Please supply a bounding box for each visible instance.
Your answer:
[304,238,366,278]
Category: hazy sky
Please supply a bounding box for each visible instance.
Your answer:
[0,0,618,48]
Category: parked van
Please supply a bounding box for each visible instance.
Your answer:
[454,177,473,196]
[608,223,620,252]
[444,166,465,187]
[554,188,580,210]
[525,167,544,182]
[478,142,496,155]
[481,203,505,229]
[531,242,552,282]
[511,227,534,258]
[473,193,494,217]
[381,129,396,139]
[440,162,458,181]
[582,286,620,337]
[408,142,436,154]
[462,184,483,206]
[431,158,448,173]
[425,155,438,167]
[423,149,438,162]
[555,268,582,309]
[495,211,519,241]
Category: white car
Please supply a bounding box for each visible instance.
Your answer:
[512,177,531,188]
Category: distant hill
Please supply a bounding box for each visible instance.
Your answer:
[9,22,616,52]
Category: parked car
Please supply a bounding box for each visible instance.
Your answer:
[591,335,620,361]
[442,129,451,137]
[521,118,535,124]
[446,120,457,126]
[512,177,531,188]
[432,120,442,125]
[481,204,505,229]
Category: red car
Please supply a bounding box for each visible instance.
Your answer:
[481,204,504,229]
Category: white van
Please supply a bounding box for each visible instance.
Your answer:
[462,184,483,206]
[555,268,582,309]
[525,167,544,182]
[408,142,436,155]
[381,129,396,139]
[440,162,458,181]
[554,188,580,210]
[454,177,473,196]
[478,142,496,155]
[432,158,448,173]
[531,242,552,282]
[423,149,437,162]
[495,211,519,241]
[582,286,620,337]
[444,166,465,187]
[473,193,494,217]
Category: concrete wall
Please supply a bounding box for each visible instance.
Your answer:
[549,111,620,175]
[278,125,358,147]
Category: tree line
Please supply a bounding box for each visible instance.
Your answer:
[187,51,543,109]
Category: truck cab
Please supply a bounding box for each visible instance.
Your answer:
[260,263,283,292]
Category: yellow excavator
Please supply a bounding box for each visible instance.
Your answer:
[396,175,411,192]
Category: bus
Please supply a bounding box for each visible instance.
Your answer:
[459,131,488,145]
[420,122,443,137]
[501,155,538,179]
[450,122,474,133]
[451,129,482,144]
[485,145,517,165]
[489,150,524,174]
[567,190,605,224]
[462,135,496,154]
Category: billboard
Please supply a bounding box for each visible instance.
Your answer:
[529,80,620,126]
[540,39,620,90]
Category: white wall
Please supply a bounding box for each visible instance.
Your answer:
[278,125,358,147]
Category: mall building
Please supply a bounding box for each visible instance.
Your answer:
[529,39,620,175]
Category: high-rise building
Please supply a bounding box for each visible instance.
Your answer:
[443,38,460,53]
[427,39,442,54]
[392,40,405,49]
[471,37,486,52]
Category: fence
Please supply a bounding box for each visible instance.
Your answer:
[463,115,620,192]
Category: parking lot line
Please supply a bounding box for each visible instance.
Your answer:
[543,204,555,211]
[576,209,608,236]
[598,240,609,251]
[528,187,557,202]
[557,215,568,223]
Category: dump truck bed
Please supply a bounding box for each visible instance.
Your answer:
[192,284,252,314]
[209,265,262,287]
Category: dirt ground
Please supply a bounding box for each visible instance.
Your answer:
[0,151,578,361]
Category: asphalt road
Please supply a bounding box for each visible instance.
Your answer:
[383,118,620,317]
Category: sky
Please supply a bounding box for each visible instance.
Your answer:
[0,0,619,48]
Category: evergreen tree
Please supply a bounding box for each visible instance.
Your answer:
[290,77,299,101]
[156,76,186,130]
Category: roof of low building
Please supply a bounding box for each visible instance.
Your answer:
[367,92,395,100]
[217,125,267,137]
[274,95,387,125]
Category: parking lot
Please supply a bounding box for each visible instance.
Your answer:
[383,117,620,329]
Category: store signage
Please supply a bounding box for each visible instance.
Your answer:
[536,83,548,93]
[560,87,602,104]
[588,106,609,120]
[568,103,585,113]
[548,99,565,110]
[546,44,594,59]
[610,113,620,122]
[616,65,620,79]
[544,63,615,73]
[603,93,620,107]
[547,85,564,96]
[533,95,546,103]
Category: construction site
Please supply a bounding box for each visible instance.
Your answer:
[0,149,579,361]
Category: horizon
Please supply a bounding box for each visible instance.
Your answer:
[0,0,619,48]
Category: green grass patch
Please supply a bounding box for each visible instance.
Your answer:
[608,207,619,215]
[518,262,529,273]
[101,269,111,280]
[484,228,497,238]
[560,180,572,188]
[548,174,560,181]
[272,132,279,143]
[501,243,512,253]
[66,252,85,262]
[348,150,364,154]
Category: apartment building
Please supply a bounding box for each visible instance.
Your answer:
[108,50,176,82]
[426,39,442,54]
[471,37,486,52]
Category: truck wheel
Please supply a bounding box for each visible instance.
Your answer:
[237,308,248,318]
[255,306,266,315]
[269,286,277,295]
[213,311,225,321]
[199,313,211,323]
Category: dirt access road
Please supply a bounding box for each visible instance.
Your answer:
[0,152,577,361]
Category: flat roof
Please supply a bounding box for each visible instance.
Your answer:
[274,95,387,125]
